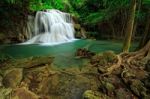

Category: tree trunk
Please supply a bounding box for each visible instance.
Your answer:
[132,0,142,41]
[123,0,137,52]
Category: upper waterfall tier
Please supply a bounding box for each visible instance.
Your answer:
[24,9,75,44]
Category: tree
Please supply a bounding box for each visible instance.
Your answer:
[123,0,137,52]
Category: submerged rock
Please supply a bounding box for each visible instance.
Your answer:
[14,56,54,68]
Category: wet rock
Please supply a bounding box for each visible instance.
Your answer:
[115,88,137,99]
[83,90,109,99]
[3,68,23,88]
[0,87,12,99]
[102,51,117,63]
[130,79,147,97]
[75,48,95,58]
[23,66,55,94]
[99,80,115,95]
[105,82,115,93]
[12,87,39,99]
[81,65,98,74]
[0,75,3,87]
[13,56,53,68]
[90,51,117,68]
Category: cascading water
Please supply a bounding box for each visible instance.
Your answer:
[24,9,75,44]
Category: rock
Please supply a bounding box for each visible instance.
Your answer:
[83,90,109,99]
[23,66,54,94]
[105,82,115,92]
[74,24,81,30]
[81,28,87,38]
[12,87,39,99]
[0,87,12,99]
[3,68,23,88]
[145,60,150,72]
[0,75,3,87]
[0,33,6,43]
[102,51,117,63]
[14,56,53,68]
[115,88,136,99]
[3,39,11,44]
[130,79,147,97]
[75,48,95,58]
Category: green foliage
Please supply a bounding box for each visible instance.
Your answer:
[1,0,150,39]
[74,0,130,25]
[83,12,106,24]
[29,0,72,11]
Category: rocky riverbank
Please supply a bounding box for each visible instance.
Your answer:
[0,49,150,99]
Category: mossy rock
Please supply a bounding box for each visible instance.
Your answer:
[102,51,117,63]
[105,82,115,92]
[0,87,12,99]
[3,68,23,88]
[130,79,147,97]
[14,56,54,68]
[83,90,109,99]
[74,24,81,30]
[100,81,115,93]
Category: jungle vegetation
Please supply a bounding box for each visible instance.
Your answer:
[0,0,150,51]
[0,1,150,99]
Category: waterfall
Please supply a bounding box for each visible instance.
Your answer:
[24,9,75,44]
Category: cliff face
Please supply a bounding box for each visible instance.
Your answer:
[0,4,32,44]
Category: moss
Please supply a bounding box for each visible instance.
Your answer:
[90,51,117,67]
[83,90,109,99]
[102,51,117,63]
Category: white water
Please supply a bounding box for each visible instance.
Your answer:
[24,9,75,44]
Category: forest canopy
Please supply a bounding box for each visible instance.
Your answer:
[0,0,150,48]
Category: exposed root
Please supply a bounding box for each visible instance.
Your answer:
[103,40,150,75]
[103,55,122,75]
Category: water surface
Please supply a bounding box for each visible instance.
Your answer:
[0,40,137,68]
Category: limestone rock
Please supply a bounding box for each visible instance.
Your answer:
[12,87,39,99]
[3,68,23,88]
